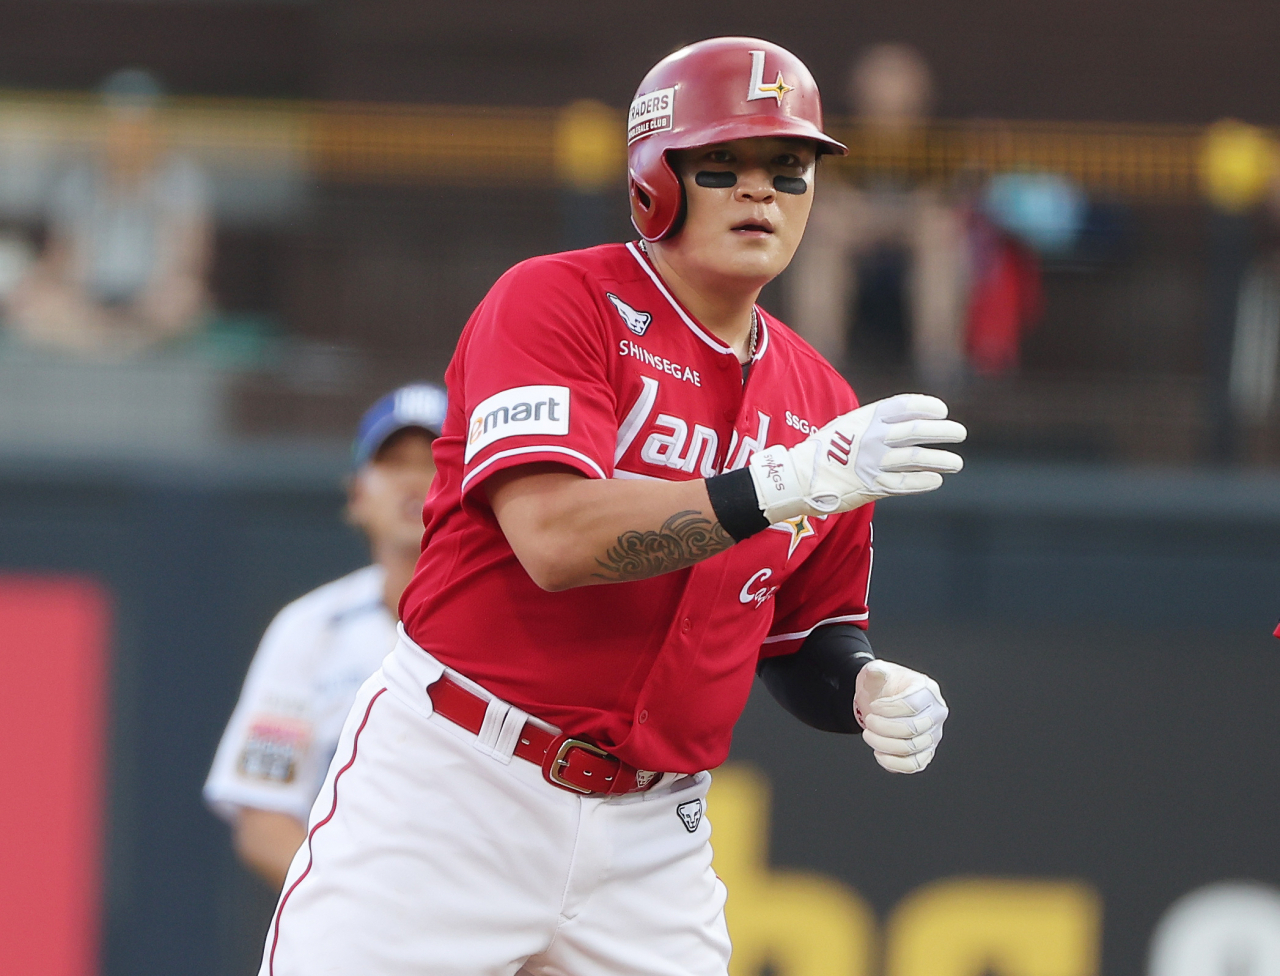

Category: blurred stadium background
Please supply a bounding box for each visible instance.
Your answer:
[0,2,1279,975]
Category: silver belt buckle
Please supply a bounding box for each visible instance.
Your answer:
[547,737,613,794]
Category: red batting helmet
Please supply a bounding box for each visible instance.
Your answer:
[627,36,848,241]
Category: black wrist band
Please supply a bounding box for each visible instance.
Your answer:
[705,467,770,542]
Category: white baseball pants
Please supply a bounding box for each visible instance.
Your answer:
[260,631,731,976]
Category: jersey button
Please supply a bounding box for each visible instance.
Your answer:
[680,617,692,633]
[638,709,649,724]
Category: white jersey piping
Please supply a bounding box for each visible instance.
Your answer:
[461,445,607,493]
[761,612,870,644]
[625,242,734,355]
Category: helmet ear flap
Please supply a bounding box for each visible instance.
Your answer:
[630,151,686,241]
[659,147,689,240]
[665,180,688,240]
[628,174,656,238]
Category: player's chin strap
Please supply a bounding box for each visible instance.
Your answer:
[756,625,875,733]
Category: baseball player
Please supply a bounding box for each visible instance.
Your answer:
[263,37,964,976]
[205,383,446,889]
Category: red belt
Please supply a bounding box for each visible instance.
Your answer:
[427,675,657,796]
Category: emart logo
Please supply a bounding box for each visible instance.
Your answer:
[465,385,570,462]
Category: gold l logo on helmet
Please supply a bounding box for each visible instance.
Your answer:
[746,50,795,104]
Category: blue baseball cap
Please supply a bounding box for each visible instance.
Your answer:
[352,383,448,468]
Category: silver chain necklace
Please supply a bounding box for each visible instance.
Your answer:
[639,239,758,360]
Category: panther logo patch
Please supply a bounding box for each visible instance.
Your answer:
[677,798,703,833]
[607,292,652,336]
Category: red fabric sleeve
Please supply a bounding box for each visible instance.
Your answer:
[759,504,875,658]
[455,257,618,499]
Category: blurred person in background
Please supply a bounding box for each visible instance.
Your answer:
[788,43,970,387]
[1227,153,1280,440]
[204,383,447,889]
[6,68,212,355]
[1199,119,1279,459]
[962,173,1056,376]
[1227,251,1280,430]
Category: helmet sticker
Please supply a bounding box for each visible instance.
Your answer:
[746,50,795,104]
[628,86,676,144]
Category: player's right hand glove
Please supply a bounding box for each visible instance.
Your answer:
[745,393,966,525]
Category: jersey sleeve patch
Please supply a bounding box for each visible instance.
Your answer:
[236,715,312,785]
[465,385,571,462]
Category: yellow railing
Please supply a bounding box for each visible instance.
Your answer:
[312,103,561,185]
[826,121,1207,200]
[0,90,1272,205]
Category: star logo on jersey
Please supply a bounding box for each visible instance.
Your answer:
[606,292,653,336]
[769,515,817,560]
[747,50,795,105]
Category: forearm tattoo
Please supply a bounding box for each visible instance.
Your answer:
[592,509,734,582]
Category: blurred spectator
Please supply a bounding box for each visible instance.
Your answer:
[1194,120,1278,458]
[1229,254,1280,425]
[7,69,212,355]
[204,383,446,890]
[1212,121,1280,446]
[983,172,1087,258]
[962,203,1044,376]
[788,43,969,387]
[960,172,1092,376]
[1228,171,1280,428]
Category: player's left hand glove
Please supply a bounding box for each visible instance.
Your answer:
[745,393,966,525]
[853,660,948,774]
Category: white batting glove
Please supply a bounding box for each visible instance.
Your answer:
[746,394,966,524]
[853,660,948,774]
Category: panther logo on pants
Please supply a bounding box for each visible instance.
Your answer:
[676,798,703,833]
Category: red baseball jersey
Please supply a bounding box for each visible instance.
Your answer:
[400,242,873,773]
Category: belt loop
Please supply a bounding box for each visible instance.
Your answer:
[493,706,529,763]
[475,698,511,758]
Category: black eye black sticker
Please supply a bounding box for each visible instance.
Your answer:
[773,176,808,195]
[695,171,737,189]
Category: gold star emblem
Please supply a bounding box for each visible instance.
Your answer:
[756,72,795,104]
[769,515,817,560]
